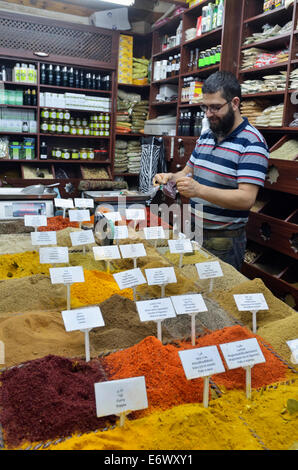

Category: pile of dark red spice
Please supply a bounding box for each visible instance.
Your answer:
[0,355,115,448]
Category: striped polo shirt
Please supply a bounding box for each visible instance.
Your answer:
[186,117,269,230]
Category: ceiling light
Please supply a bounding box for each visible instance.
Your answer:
[97,0,135,6]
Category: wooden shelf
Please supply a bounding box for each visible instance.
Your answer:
[182,26,222,47]
[39,106,111,114]
[239,61,289,74]
[243,4,294,25]
[0,80,37,87]
[151,100,178,106]
[242,91,285,98]
[0,104,38,109]
[0,131,37,135]
[39,133,110,139]
[180,64,220,78]
[151,76,179,85]
[152,45,181,59]
[241,33,291,51]
[39,84,112,94]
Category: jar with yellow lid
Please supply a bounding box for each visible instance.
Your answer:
[63,110,70,120]
[62,121,70,134]
[40,119,49,133]
[83,126,90,136]
[87,148,94,160]
[41,108,50,119]
[62,149,70,160]
[77,125,84,136]
[56,120,63,134]
[48,120,56,134]
[49,109,57,120]
[71,149,79,160]
[54,148,62,159]
[82,117,88,127]
[70,125,77,135]
[57,109,64,120]
[80,148,88,160]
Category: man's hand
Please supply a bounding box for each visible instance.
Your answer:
[152,173,173,186]
[176,176,200,199]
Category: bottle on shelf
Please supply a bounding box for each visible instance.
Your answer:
[176,53,181,74]
[193,111,203,137]
[74,69,80,88]
[178,111,184,136]
[167,57,173,78]
[0,64,7,82]
[40,141,48,160]
[23,88,31,106]
[46,64,54,85]
[85,73,92,89]
[40,64,46,85]
[96,73,101,90]
[62,66,68,87]
[80,70,85,88]
[54,65,61,87]
[212,1,219,30]
[13,63,21,82]
[68,67,74,88]
[31,89,37,106]
[217,0,224,28]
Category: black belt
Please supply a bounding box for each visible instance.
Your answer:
[203,227,245,238]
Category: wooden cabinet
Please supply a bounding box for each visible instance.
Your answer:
[238,0,298,308]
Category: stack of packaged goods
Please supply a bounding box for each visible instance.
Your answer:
[118,35,133,85]
[127,139,142,174]
[241,47,289,69]
[242,21,292,46]
[114,140,128,173]
[116,110,131,134]
[289,68,298,90]
[241,99,272,126]
[255,103,284,127]
[132,57,149,85]
[241,72,287,94]
[131,100,149,134]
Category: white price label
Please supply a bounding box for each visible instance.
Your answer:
[287,339,298,362]
[93,245,121,260]
[24,215,47,227]
[62,306,105,332]
[54,198,74,209]
[125,208,146,220]
[143,226,165,240]
[119,243,146,259]
[39,246,69,264]
[195,261,223,279]
[94,376,148,418]
[179,346,225,379]
[74,198,94,208]
[171,294,208,315]
[50,266,84,285]
[168,239,193,254]
[104,211,122,222]
[220,338,266,369]
[233,293,268,312]
[70,230,95,247]
[113,268,146,290]
[114,225,128,240]
[136,297,176,323]
[145,267,176,286]
[69,209,90,222]
[31,231,57,246]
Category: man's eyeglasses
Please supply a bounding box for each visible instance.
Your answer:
[200,100,232,114]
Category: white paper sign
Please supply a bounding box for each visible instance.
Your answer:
[125,208,146,220]
[136,297,176,323]
[220,338,266,369]
[39,246,69,264]
[233,293,268,312]
[168,239,193,254]
[171,294,208,315]
[114,225,129,240]
[62,306,105,332]
[50,266,84,285]
[287,339,298,362]
[104,211,122,222]
[113,268,146,290]
[70,230,95,247]
[94,376,148,418]
[31,231,57,246]
[143,226,165,240]
[179,346,225,379]
[54,198,74,209]
[74,198,94,208]
[195,261,223,279]
[24,215,47,227]
[93,245,121,260]
[119,243,146,259]
[69,209,90,222]
[145,267,177,286]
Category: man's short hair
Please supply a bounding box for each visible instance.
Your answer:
[202,71,242,102]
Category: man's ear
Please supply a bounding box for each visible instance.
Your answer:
[232,96,241,111]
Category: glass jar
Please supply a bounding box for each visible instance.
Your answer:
[55,148,62,159]
[40,119,49,133]
[63,110,70,120]
[62,121,70,134]
[82,117,88,127]
[71,149,79,160]
[75,118,81,126]
[62,148,70,160]
[51,148,56,159]
[70,125,77,135]
[49,109,57,120]
[80,148,88,160]
[57,109,64,120]
[56,120,63,134]
[41,108,50,119]
[93,130,100,136]
[77,125,84,136]
[69,118,75,126]
[83,126,90,136]
[48,119,56,134]
[87,148,94,160]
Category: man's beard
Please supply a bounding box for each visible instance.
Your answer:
[208,105,235,139]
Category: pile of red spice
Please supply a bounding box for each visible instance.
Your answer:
[38,215,95,232]
[0,355,115,448]
[177,325,288,390]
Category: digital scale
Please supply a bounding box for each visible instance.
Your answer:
[0,188,56,219]
[82,190,152,212]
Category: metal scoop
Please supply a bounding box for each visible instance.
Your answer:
[21,183,60,195]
